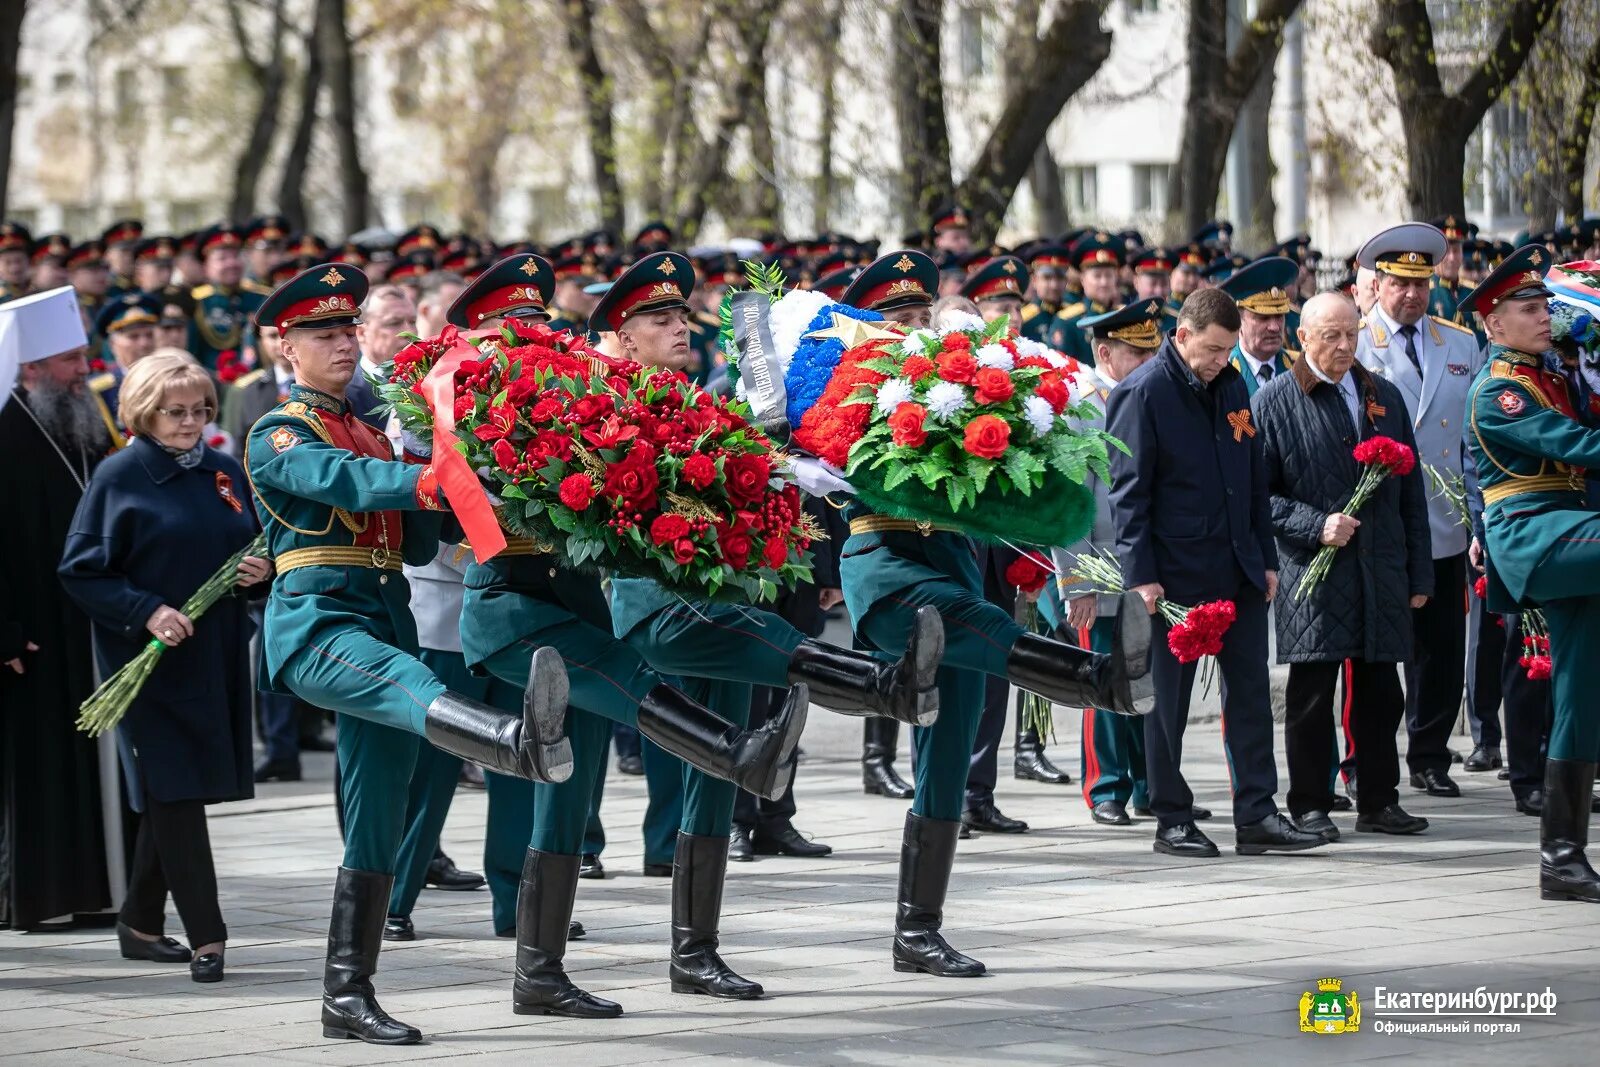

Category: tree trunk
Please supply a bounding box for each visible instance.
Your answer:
[1236,60,1275,251]
[892,0,953,230]
[813,0,842,232]
[317,0,369,234]
[226,0,289,223]
[1030,145,1067,236]
[0,0,23,218]
[562,0,624,236]
[1397,108,1471,218]
[277,23,325,232]
[1559,33,1600,220]
[747,64,780,233]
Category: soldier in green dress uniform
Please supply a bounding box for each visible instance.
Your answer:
[1427,215,1472,322]
[1019,243,1071,342]
[1221,256,1301,398]
[29,232,71,293]
[68,240,111,327]
[1462,245,1600,903]
[0,221,32,300]
[189,225,271,372]
[1048,232,1125,365]
[1130,247,1175,333]
[131,237,177,296]
[245,262,576,1046]
[101,219,143,297]
[546,251,601,336]
[840,249,1155,978]
[959,254,1026,326]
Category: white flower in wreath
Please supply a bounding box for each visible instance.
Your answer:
[1042,350,1071,370]
[900,329,934,355]
[926,381,969,420]
[936,311,986,335]
[875,377,915,416]
[1023,395,1056,437]
[1014,337,1048,359]
[768,289,834,366]
[975,343,1015,371]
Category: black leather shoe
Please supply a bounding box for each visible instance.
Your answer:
[1295,811,1340,842]
[1154,822,1219,857]
[863,719,914,798]
[752,826,833,857]
[1450,748,1464,764]
[728,827,754,862]
[1235,813,1326,855]
[892,813,985,977]
[425,853,486,891]
[1331,794,1354,812]
[321,868,423,1045]
[1090,800,1130,825]
[253,757,301,783]
[458,762,486,790]
[190,952,224,983]
[670,835,764,998]
[1410,769,1461,797]
[382,915,415,942]
[864,759,915,798]
[1516,791,1544,816]
[1464,746,1503,772]
[643,863,672,877]
[961,800,1028,834]
[117,922,192,963]
[1356,804,1430,835]
[502,920,584,940]
[1013,725,1071,784]
[1136,804,1210,820]
[617,754,643,776]
[1498,768,1511,780]
[578,853,605,880]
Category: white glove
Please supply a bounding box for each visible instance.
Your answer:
[789,456,854,497]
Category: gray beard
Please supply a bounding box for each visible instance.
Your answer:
[26,381,111,455]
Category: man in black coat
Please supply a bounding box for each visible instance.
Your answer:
[1253,292,1433,842]
[1107,288,1324,858]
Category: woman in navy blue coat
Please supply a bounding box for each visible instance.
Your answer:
[60,352,271,983]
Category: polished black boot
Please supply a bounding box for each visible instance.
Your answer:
[1013,721,1070,784]
[424,647,572,784]
[863,717,914,799]
[1540,759,1600,903]
[637,683,808,802]
[512,850,622,1017]
[669,833,763,999]
[321,868,422,1045]
[788,606,942,726]
[1005,593,1153,716]
[892,812,985,977]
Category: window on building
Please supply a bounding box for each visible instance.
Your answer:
[15,73,29,99]
[9,210,37,232]
[160,67,186,121]
[62,205,96,237]
[53,71,75,93]
[527,186,573,240]
[402,190,440,224]
[1064,166,1097,217]
[958,7,988,78]
[1133,163,1173,214]
[1125,0,1160,14]
[168,200,207,233]
[114,68,138,119]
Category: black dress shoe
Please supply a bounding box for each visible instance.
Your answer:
[1295,811,1340,842]
[753,825,833,857]
[497,920,584,940]
[457,762,486,790]
[728,827,754,862]
[617,754,643,776]
[961,799,1029,834]
[643,863,672,877]
[864,760,915,799]
[1516,791,1544,816]
[299,734,337,753]
[1330,794,1354,812]
[1136,804,1210,820]
[117,922,192,963]
[1356,804,1429,834]
[1410,769,1461,797]
[1090,800,1131,825]
[1450,748,1464,764]
[191,952,224,983]
[253,757,301,783]
[1498,768,1511,781]
[1464,746,1503,772]
[578,853,606,879]
[1154,822,1219,857]
[382,915,415,942]
[1013,742,1072,785]
[1235,812,1326,855]
[425,853,486,891]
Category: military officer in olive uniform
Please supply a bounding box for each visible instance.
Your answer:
[1462,245,1600,902]
[1222,256,1301,398]
[245,262,574,1046]
[1356,223,1484,800]
[189,225,271,372]
[1048,232,1125,365]
[101,219,143,297]
[1427,215,1472,321]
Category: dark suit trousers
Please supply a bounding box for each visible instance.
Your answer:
[1501,613,1553,801]
[119,798,226,949]
[1465,587,1506,749]
[1405,553,1467,773]
[1143,583,1277,829]
[966,545,1019,807]
[1287,660,1403,817]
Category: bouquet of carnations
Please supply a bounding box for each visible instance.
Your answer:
[1294,435,1416,601]
[381,321,817,604]
[1519,608,1552,681]
[1004,551,1058,736]
[1064,549,1237,664]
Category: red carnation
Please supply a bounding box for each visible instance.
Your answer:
[903,355,938,382]
[572,394,615,424]
[942,332,972,350]
[673,538,698,565]
[526,396,564,423]
[1004,552,1051,594]
[936,350,977,384]
[1528,656,1553,680]
[963,414,1011,459]
[1165,599,1237,663]
[974,367,1015,405]
[1473,575,1488,600]
[492,439,518,473]
[723,453,772,507]
[527,429,573,466]
[602,451,659,512]
[650,513,691,545]
[507,374,541,405]
[682,453,717,490]
[762,536,789,569]
[453,394,475,421]
[1353,434,1415,475]
[888,403,928,447]
[558,473,595,511]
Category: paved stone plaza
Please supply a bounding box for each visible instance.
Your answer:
[5,705,1600,1066]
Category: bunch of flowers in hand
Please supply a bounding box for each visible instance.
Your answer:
[1519,609,1552,680]
[1295,435,1416,601]
[1005,550,1061,739]
[381,321,817,604]
[1064,549,1237,664]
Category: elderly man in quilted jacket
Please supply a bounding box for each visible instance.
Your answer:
[1253,292,1434,842]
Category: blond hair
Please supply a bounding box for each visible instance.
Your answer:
[120,350,217,437]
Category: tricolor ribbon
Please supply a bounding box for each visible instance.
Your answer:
[419,325,507,562]
[1227,409,1256,442]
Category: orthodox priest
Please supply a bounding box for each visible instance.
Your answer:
[0,287,118,929]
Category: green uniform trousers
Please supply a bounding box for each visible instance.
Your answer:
[1518,516,1600,763]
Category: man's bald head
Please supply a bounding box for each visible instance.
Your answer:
[1298,292,1360,380]
[1301,292,1358,331]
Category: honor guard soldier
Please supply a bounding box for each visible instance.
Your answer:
[959,254,1027,327]
[68,240,111,324]
[244,215,291,284]
[101,219,143,296]
[1169,243,1206,316]
[131,236,177,296]
[1131,247,1176,331]
[189,225,270,372]
[1222,256,1301,397]
[547,251,601,335]
[1048,231,1124,365]
[1356,222,1484,799]
[1020,244,1072,342]
[0,221,31,299]
[929,203,972,260]
[245,262,575,1046]
[30,232,71,292]
[632,219,673,253]
[842,249,940,330]
[1427,215,1472,320]
[1461,246,1600,901]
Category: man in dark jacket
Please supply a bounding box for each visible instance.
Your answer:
[1108,288,1324,858]
[1254,292,1433,842]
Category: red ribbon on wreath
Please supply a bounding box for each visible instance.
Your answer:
[419,325,507,562]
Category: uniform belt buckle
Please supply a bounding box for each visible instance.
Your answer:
[916,520,933,537]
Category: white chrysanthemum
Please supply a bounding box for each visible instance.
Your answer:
[768,289,835,368]
[900,329,933,355]
[926,381,970,419]
[1014,336,1048,359]
[875,377,915,415]
[975,343,1015,371]
[1043,350,1070,369]
[935,311,985,335]
[1024,395,1055,437]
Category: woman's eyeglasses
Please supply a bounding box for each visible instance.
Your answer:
[156,406,215,422]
